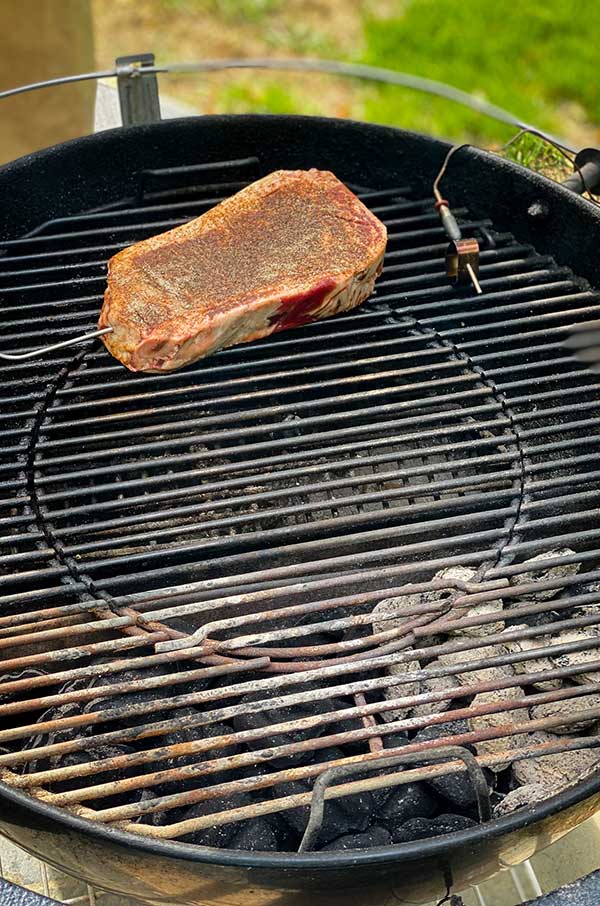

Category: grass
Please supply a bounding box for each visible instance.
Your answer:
[361,0,599,145]
[93,0,599,166]
[501,133,572,181]
[159,0,284,22]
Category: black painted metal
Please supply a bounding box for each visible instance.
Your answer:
[1,115,600,905]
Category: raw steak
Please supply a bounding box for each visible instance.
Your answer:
[99,169,387,372]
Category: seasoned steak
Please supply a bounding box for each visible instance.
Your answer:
[99,169,387,372]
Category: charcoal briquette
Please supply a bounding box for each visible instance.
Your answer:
[156,716,240,795]
[233,690,358,768]
[321,826,392,851]
[376,783,437,830]
[414,720,491,807]
[230,817,280,851]
[179,793,253,847]
[276,769,372,846]
[391,813,476,843]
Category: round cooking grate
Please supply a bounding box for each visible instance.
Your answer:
[31,313,521,615]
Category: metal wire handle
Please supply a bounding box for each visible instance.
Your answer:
[297,745,492,852]
[0,57,571,144]
[0,54,576,364]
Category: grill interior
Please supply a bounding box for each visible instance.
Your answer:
[2,153,600,852]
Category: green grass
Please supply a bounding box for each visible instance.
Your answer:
[152,0,598,160]
[159,0,282,23]
[217,80,321,116]
[502,133,570,176]
[362,0,599,144]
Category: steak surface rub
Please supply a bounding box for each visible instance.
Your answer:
[99,169,387,372]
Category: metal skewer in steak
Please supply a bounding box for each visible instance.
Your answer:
[99,169,387,372]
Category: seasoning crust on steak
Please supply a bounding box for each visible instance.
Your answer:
[99,169,387,372]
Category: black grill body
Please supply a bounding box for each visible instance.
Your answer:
[1,115,600,905]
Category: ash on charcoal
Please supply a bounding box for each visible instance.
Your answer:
[231,817,280,851]
[469,686,529,771]
[0,669,45,708]
[382,731,410,749]
[414,720,492,807]
[381,657,421,722]
[83,665,172,729]
[511,731,600,787]
[391,813,477,843]
[371,567,503,641]
[502,625,561,691]
[493,783,552,817]
[530,693,600,733]
[410,661,459,719]
[169,661,211,697]
[49,744,133,794]
[438,642,514,688]
[376,782,437,830]
[156,713,241,795]
[371,595,428,636]
[274,747,373,846]
[48,743,156,810]
[136,790,170,827]
[550,627,600,684]
[263,629,341,650]
[180,793,254,847]
[321,827,392,851]
[569,579,600,615]
[232,689,360,768]
[437,566,504,637]
[514,549,580,601]
[24,702,87,773]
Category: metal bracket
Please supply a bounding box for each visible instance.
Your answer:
[446,237,482,294]
[116,54,162,126]
[298,745,491,852]
[561,147,600,197]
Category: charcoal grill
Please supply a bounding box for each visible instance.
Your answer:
[2,103,600,906]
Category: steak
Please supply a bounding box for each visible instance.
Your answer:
[99,169,387,372]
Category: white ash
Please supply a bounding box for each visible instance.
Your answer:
[409,660,459,719]
[469,686,529,771]
[494,783,552,817]
[511,731,600,787]
[513,548,580,601]
[530,692,600,733]
[438,642,514,688]
[370,564,504,644]
[550,626,600,684]
[381,656,422,722]
[436,566,505,637]
[371,595,429,636]
[571,579,600,615]
[502,624,561,691]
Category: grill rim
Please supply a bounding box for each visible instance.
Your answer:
[2,768,600,869]
[2,113,600,873]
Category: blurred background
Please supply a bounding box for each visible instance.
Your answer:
[1,0,598,168]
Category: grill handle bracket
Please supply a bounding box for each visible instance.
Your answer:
[297,745,491,852]
[116,54,162,126]
[561,147,600,197]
